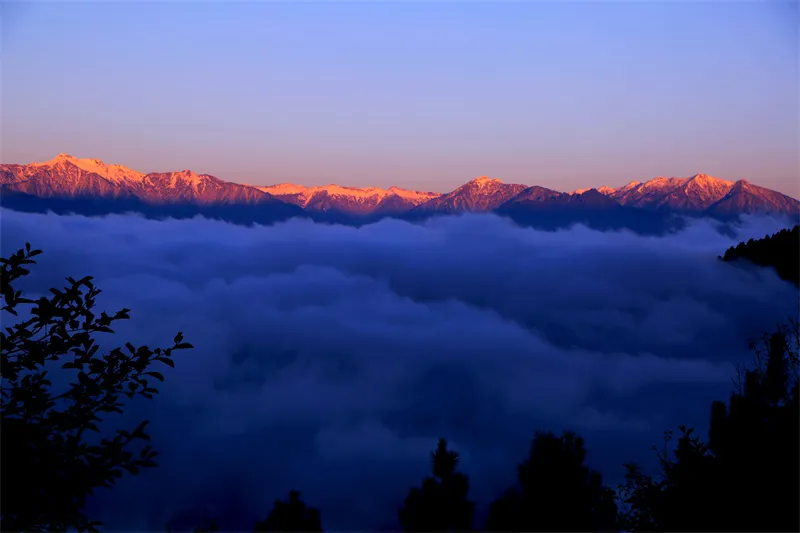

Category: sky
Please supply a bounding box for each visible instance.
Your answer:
[1,1,798,196]
[1,208,797,530]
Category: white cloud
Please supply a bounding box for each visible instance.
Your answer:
[1,209,795,531]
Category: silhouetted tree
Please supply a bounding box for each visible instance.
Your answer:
[618,318,800,532]
[0,243,194,532]
[486,431,618,532]
[253,490,323,532]
[720,225,799,286]
[398,438,475,532]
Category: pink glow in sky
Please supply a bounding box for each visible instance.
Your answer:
[1,1,797,196]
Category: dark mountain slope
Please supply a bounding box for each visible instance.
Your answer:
[0,187,308,226]
[411,177,528,214]
[495,188,685,235]
[720,225,800,286]
[708,180,800,220]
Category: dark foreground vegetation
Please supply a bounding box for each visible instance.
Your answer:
[721,224,799,286]
[2,242,798,533]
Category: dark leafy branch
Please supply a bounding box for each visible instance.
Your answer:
[1,243,194,533]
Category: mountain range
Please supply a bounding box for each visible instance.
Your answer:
[2,154,798,233]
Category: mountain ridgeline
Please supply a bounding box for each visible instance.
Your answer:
[2,154,799,234]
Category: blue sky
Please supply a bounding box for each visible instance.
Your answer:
[2,1,797,195]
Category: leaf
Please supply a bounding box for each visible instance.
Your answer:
[145,371,164,382]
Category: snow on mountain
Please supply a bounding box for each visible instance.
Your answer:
[600,174,736,212]
[256,183,440,215]
[1,154,441,215]
[531,174,796,219]
[2,154,797,219]
[607,181,641,197]
[387,186,439,203]
[502,186,621,210]
[0,154,136,199]
[412,176,528,213]
[29,153,146,184]
[255,183,309,196]
[132,170,274,205]
[707,180,800,217]
[0,154,280,205]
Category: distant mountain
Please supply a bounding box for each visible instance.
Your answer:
[603,174,734,212]
[720,225,800,286]
[504,186,619,209]
[1,154,285,206]
[0,154,305,224]
[411,177,528,214]
[130,171,273,205]
[707,180,800,219]
[1,155,138,200]
[0,187,307,227]
[593,173,800,218]
[2,154,798,233]
[496,187,683,234]
[256,183,439,216]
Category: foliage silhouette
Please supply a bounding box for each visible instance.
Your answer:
[720,225,799,285]
[485,431,618,532]
[618,317,800,532]
[398,438,476,532]
[0,243,194,532]
[253,490,323,532]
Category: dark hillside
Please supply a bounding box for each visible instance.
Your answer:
[720,225,799,286]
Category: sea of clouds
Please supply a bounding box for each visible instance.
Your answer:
[1,209,797,531]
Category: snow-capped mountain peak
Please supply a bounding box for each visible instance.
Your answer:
[387,186,440,202]
[469,176,503,186]
[412,176,528,213]
[32,153,145,183]
[683,173,734,196]
[2,154,797,219]
[254,182,441,214]
[601,173,739,212]
[321,184,386,198]
[169,169,206,187]
[254,183,308,196]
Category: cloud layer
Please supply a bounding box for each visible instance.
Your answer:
[1,210,796,531]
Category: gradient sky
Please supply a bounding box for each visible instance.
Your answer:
[2,1,797,195]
